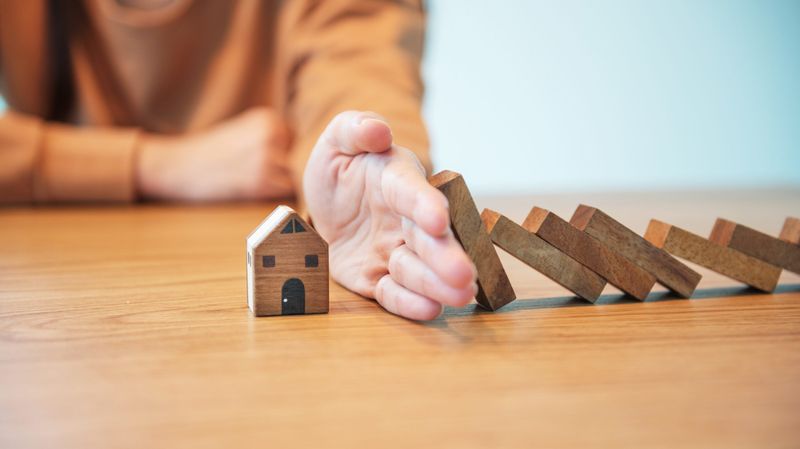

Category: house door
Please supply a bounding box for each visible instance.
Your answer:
[281,278,305,315]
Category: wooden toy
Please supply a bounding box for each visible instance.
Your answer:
[482,209,606,302]
[246,205,329,316]
[241,170,790,317]
[570,205,701,298]
[429,170,516,310]
[779,217,800,245]
[522,207,656,300]
[644,220,780,292]
[709,218,800,275]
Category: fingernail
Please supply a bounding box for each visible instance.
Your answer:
[472,282,479,296]
[359,117,389,128]
[363,119,392,142]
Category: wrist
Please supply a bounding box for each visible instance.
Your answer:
[135,133,177,199]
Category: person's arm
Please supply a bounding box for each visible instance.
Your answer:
[0,106,294,204]
[273,0,431,192]
[0,111,139,203]
[0,5,290,203]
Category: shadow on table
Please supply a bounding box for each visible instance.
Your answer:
[445,283,800,316]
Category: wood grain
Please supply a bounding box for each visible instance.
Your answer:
[710,218,800,275]
[429,170,515,310]
[1,190,799,449]
[570,204,701,298]
[780,216,800,245]
[523,207,656,300]
[481,208,606,302]
[645,220,781,292]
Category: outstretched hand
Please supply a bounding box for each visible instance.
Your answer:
[304,111,477,320]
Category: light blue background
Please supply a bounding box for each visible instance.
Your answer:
[424,0,800,194]
[2,1,798,195]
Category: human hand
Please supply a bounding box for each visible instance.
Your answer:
[304,111,478,320]
[136,108,293,201]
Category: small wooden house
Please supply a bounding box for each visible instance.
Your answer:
[246,206,329,316]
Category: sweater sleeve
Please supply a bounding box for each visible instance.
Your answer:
[0,110,139,204]
[273,0,431,192]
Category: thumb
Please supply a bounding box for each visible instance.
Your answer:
[321,110,393,156]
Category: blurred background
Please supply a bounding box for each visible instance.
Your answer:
[423,0,800,195]
[2,0,798,196]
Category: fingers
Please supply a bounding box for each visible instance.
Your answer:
[375,275,443,321]
[381,149,451,237]
[388,244,476,307]
[402,217,476,289]
[322,111,393,156]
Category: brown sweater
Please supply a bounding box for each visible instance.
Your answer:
[0,0,430,203]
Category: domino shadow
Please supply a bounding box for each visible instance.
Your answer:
[459,283,800,314]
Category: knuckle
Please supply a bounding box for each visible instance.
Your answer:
[387,248,404,277]
[419,271,436,299]
[333,110,358,122]
[374,275,391,302]
[401,220,416,246]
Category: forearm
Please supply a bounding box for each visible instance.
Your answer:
[0,111,139,204]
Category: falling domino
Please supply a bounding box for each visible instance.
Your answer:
[779,217,800,246]
[644,220,781,292]
[709,218,800,275]
[482,208,607,302]
[429,170,516,311]
[570,205,701,298]
[523,207,656,300]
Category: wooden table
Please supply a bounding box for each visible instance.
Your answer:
[2,189,799,449]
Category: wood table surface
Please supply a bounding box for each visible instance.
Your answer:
[2,189,799,449]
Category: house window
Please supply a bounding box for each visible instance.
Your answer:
[281,219,306,234]
[262,255,276,268]
[305,254,318,268]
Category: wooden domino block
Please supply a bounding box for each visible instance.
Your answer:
[570,205,701,298]
[709,218,800,275]
[522,207,656,300]
[481,209,607,302]
[429,170,516,310]
[779,217,800,245]
[644,220,780,292]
